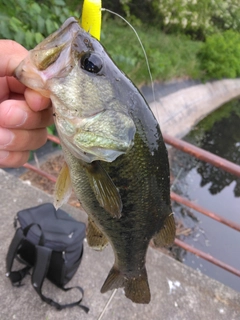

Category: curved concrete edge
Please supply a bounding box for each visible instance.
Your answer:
[150,79,240,138]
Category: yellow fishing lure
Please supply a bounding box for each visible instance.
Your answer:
[81,0,102,40]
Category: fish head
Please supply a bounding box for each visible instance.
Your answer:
[15,17,136,162]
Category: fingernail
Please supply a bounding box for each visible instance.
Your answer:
[0,150,9,160]
[0,128,14,147]
[7,107,28,127]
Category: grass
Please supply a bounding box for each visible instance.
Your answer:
[101,19,203,85]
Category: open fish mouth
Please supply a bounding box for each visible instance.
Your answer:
[14,18,80,96]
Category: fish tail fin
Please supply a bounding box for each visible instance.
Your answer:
[101,266,151,304]
[124,267,151,304]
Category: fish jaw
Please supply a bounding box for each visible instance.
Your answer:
[14,54,50,97]
[14,17,80,97]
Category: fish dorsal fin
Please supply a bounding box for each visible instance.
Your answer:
[85,161,122,218]
[87,218,108,250]
[54,161,72,210]
[153,213,176,247]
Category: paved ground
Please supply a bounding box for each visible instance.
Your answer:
[0,168,240,320]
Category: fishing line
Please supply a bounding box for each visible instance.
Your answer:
[97,289,117,320]
[171,168,183,190]
[102,8,156,103]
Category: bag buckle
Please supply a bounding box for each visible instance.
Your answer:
[62,251,66,261]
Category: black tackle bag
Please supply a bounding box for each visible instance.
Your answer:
[6,203,89,313]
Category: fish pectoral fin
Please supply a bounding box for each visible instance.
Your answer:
[153,213,176,247]
[101,266,151,304]
[53,161,72,210]
[87,218,108,250]
[85,161,122,218]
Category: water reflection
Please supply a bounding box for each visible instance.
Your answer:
[169,98,240,291]
[185,99,240,197]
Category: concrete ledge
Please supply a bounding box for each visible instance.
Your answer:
[150,79,240,138]
[1,169,240,319]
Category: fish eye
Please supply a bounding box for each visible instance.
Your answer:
[80,52,103,73]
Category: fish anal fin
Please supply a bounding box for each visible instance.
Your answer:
[101,266,151,304]
[86,161,122,218]
[87,218,108,251]
[53,161,72,210]
[153,213,176,247]
[101,266,124,293]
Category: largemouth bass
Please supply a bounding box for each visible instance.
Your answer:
[15,17,175,304]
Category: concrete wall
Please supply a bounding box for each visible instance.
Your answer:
[150,79,240,138]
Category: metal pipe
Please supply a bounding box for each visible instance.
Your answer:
[163,133,240,178]
[171,192,240,232]
[23,163,57,183]
[174,238,240,277]
[48,134,240,178]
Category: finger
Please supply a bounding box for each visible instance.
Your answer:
[7,77,26,94]
[0,127,48,152]
[0,40,51,109]
[0,76,26,102]
[0,40,28,101]
[25,88,51,112]
[0,150,30,168]
[0,40,28,77]
[0,100,53,129]
[7,93,25,101]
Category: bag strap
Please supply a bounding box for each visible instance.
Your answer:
[6,224,44,286]
[32,245,89,313]
[6,228,31,285]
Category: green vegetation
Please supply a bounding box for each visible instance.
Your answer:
[101,20,202,84]
[198,30,240,81]
[152,0,240,39]
[0,0,78,49]
[103,0,240,39]
[0,0,240,83]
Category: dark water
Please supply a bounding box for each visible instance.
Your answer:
[169,99,240,292]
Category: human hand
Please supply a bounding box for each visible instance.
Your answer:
[0,40,53,168]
